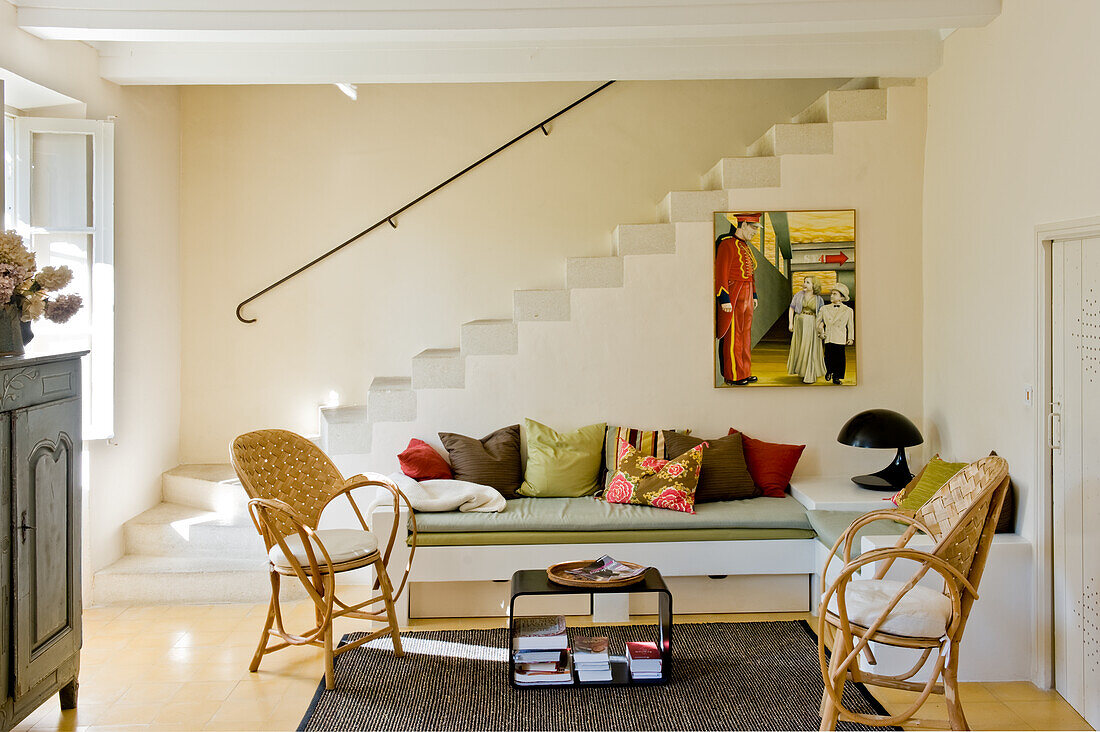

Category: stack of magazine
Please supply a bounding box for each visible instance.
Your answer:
[573,636,612,683]
[513,615,572,686]
[564,555,647,583]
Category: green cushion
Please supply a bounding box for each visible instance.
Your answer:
[807,510,906,557]
[412,495,813,533]
[518,419,606,497]
[413,527,816,546]
[897,456,967,511]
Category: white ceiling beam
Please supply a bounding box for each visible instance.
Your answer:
[91,31,943,85]
[17,0,1001,42]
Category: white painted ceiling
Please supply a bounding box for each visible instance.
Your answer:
[11,0,1001,85]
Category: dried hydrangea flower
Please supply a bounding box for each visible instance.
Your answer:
[21,291,46,322]
[0,230,36,273]
[44,293,82,324]
[0,264,28,305]
[35,265,74,292]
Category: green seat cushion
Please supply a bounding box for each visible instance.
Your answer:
[414,527,816,546]
[897,456,967,511]
[807,510,906,558]
[518,419,606,498]
[412,495,813,533]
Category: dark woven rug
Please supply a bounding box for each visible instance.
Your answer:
[299,620,893,731]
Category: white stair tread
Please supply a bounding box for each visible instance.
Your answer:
[165,464,240,484]
[126,501,249,529]
[97,555,264,576]
[369,376,413,391]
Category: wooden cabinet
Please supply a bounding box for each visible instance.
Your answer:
[0,352,84,731]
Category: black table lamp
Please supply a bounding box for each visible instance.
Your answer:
[837,409,923,492]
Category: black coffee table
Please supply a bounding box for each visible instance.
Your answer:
[507,567,672,687]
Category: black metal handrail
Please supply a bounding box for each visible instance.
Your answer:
[235,80,617,323]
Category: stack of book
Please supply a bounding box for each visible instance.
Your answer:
[513,615,573,686]
[626,641,663,681]
[572,636,612,683]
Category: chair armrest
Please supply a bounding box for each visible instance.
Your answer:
[820,508,936,586]
[346,474,416,602]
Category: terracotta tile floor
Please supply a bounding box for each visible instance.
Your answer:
[14,603,1092,731]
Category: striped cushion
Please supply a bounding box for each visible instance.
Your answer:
[603,426,672,489]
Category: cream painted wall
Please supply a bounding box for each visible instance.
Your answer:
[924,0,1100,547]
[0,0,182,573]
[922,0,1100,682]
[179,78,928,472]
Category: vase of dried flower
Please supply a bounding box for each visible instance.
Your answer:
[0,305,24,357]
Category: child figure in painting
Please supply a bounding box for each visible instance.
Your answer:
[787,276,827,384]
[817,282,854,384]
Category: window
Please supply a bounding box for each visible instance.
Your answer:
[9,117,114,439]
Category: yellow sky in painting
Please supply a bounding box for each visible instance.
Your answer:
[786,210,854,243]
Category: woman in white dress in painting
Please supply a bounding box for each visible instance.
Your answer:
[787,276,827,384]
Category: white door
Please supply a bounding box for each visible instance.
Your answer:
[1053,236,1100,727]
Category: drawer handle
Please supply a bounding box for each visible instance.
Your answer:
[19,511,35,542]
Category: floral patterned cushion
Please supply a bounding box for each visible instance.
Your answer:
[603,439,707,514]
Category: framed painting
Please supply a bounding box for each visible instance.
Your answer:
[714,209,856,387]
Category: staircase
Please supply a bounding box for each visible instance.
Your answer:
[93,465,277,604]
[93,77,921,605]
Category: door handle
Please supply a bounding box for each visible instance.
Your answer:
[19,511,35,543]
[1050,401,1062,450]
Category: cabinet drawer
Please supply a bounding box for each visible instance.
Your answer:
[0,360,80,412]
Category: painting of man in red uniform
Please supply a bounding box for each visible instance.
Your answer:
[715,213,762,385]
[714,209,857,387]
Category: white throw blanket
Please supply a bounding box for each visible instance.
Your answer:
[387,472,506,513]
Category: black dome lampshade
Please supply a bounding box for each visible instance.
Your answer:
[837,409,923,492]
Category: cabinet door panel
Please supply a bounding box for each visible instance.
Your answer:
[0,414,9,704]
[12,397,81,698]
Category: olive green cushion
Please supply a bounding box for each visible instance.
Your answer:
[518,419,606,498]
[412,495,813,533]
[897,456,967,511]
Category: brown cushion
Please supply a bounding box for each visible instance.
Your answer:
[663,431,758,502]
[438,425,523,498]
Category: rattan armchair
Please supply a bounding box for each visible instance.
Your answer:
[817,455,1011,731]
[231,429,417,690]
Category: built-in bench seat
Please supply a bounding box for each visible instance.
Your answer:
[805,509,906,557]
[412,495,815,545]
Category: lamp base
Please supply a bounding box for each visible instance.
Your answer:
[850,447,914,492]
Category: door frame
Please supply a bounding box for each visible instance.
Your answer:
[1034,216,1100,689]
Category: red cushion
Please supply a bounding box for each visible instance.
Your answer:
[727,429,805,498]
[398,438,453,480]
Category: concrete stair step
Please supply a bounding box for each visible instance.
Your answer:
[411,348,464,389]
[368,376,416,422]
[319,404,371,455]
[565,256,624,289]
[658,190,727,224]
[838,77,915,91]
[514,289,570,322]
[162,464,248,517]
[614,224,675,256]
[747,123,833,157]
[93,555,292,605]
[702,156,781,190]
[461,319,518,355]
[792,88,888,124]
[122,502,264,559]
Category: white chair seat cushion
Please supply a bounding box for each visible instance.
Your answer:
[827,579,953,638]
[269,529,379,570]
